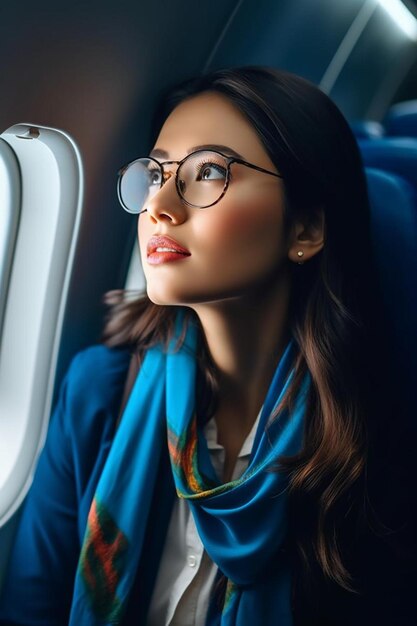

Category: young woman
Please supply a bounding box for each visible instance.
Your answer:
[0,67,413,626]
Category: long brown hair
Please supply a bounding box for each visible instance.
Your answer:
[102,67,395,594]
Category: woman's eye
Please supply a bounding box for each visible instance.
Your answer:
[149,169,162,185]
[197,162,226,181]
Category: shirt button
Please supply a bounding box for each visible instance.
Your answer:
[188,554,197,567]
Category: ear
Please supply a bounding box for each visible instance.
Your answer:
[287,207,325,265]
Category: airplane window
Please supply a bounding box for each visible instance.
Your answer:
[0,140,20,344]
[0,125,83,527]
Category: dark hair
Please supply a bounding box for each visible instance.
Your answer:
[103,67,394,595]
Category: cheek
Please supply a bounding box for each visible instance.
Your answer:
[196,191,286,264]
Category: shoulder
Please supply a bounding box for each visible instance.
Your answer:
[67,344,131,400]
[60,344,131,442]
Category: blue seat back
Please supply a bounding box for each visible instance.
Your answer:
[350,120,384,139]
[364,166,417,411]
[359,137,417,192]
[384,100,417,138]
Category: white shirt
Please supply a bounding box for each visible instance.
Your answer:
[146,408,262,626]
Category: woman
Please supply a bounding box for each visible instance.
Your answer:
[0,67,413,625]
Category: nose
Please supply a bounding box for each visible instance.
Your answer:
[144,173,188,225]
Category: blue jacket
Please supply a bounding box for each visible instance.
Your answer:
[0,345,131,625]
[0,345,415,625]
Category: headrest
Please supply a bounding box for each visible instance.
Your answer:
[384,100,417,138]
[359,137,417,191]
[350,120,384,139]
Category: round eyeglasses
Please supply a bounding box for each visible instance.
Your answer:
[117,149,283,214]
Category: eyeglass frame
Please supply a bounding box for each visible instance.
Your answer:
[117,148,284,214]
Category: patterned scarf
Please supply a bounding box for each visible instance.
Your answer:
[69,310,310,625]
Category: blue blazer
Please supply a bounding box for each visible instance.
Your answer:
[0,345,414,625]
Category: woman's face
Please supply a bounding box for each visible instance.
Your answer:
[138,91,291,306]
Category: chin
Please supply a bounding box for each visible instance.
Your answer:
[146,285,182,306]
[146,291,168,306]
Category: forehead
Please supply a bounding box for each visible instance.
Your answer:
[153,91,275,167]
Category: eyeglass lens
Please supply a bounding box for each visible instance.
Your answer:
[119,150,229,213]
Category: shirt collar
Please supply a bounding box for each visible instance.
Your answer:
[203,405,263,457]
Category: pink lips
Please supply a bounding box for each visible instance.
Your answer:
[146,235,191,265]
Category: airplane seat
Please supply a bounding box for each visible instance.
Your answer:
[364,166,417,417]
[359,136,417,196]
[350,120,385,139]
[384,100,417,138]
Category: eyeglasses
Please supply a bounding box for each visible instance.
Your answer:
[117,149,283,214]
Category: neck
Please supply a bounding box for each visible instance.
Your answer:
[189,271,292,428]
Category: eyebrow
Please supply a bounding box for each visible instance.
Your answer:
[149,144,245,160]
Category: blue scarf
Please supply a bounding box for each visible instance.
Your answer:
[69,311,310,625]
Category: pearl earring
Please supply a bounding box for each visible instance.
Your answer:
[297,250,304,265]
